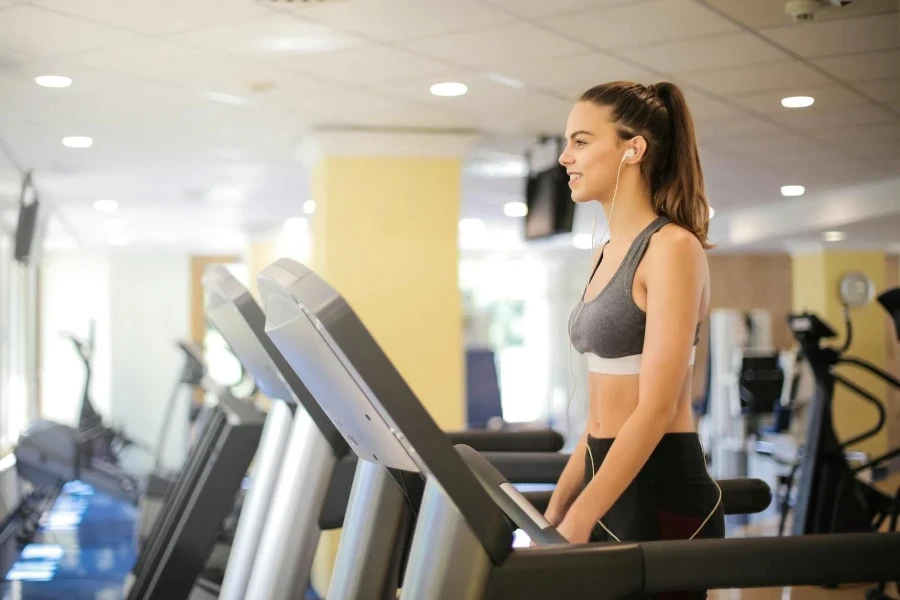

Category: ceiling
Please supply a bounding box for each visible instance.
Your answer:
[0,0,898,254]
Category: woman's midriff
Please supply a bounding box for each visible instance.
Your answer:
[586,369,696,439]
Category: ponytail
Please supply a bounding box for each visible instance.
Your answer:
[649,82,712,249]
[579,80,713,249]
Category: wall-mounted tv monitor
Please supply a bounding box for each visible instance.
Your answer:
[14,171,43,266]
[524,163,575,241]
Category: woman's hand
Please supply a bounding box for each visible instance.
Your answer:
[543,508,564,528]
[555,513,592,544]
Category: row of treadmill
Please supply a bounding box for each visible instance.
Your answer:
[8,258,900,599]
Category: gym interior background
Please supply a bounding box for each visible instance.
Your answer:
[0,0,898,598]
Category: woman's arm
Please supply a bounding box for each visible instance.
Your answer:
[556,229,706,543]
[544,430,588,525]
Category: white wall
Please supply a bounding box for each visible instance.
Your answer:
[108,252,190,472]
[40,250,191,473]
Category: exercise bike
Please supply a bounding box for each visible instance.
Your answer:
[787,284,900,599]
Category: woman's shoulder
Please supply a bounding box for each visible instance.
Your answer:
[643,221,708,283]
[650,221,705,257]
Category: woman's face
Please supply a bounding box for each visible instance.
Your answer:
[559,101,630,204]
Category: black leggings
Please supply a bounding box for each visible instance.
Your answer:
[585,432,725,599]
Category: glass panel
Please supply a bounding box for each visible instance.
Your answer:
[0,232,9,451]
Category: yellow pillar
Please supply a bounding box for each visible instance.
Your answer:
[300,127,476,596]
[792,249,888,459]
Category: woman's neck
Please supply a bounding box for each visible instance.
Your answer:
[596,169,657,245]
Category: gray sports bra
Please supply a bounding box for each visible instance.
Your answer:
[568,215,702,375]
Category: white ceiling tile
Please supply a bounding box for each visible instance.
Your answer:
[695,116,781,141]
[492,53,656,98]
[855,78,900,103]
[677,89,747,120]
[401,22,588,69]
[485,0,643,18]
[271,0,516,42]
[760,14,900,58]
[0,57,147,96]
[729,83,870,114]
[281,46,449,86]
[175,14,366,60]
[626,32,789,73]
[674,60,830,96]
[285,89,402,121]
[813,49,900,82]
[702,0,898,29]
[31,0,272,35]
[808,121,900,146]
[0,4,143,57]
[349,104,479,130]
[68,40,238,83]
[0,46,32,69]
[174,59,336,110]
[377,71,572,119]
[544,0,738,50]
[769,102,898,130]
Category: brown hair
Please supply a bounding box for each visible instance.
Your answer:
[579,81,712,249]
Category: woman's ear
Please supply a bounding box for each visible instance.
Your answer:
[627,136,648,163]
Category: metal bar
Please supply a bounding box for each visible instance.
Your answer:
[329,461,413,600]
[400,477,492,600]
[243,408,336,600]
[219,400,294,600]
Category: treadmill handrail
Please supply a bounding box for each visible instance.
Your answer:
[488,532,900,596]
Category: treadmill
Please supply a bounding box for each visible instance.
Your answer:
[259,259,788,600]
[202,265,575,600]
[259,259,900,600]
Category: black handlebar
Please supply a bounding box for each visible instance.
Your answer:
[456,444,568,546]
[447,429,564,453]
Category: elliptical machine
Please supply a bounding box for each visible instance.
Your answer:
[14,321,143,504]
[787,281,900,599]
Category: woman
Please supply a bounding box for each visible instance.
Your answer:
[545,81,725,562]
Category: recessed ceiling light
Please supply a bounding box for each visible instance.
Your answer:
[458,218,484,233]
[503,201,528,218]
[62,136,92,149]
[781,96,815,108]
[708,206,716,219]
[573,233,593,250]
[781,185,806,197]
[823,231,846,242]
[35,75,72,88]
[283,217,308,234]
[93,199,118,213]
[303,200,316,215]
[109,233,130,246]
[430,82,468,97]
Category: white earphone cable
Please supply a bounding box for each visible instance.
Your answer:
[565,150,632,432]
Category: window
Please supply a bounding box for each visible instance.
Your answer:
[0,218,39,451]
[0,231,10,452]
